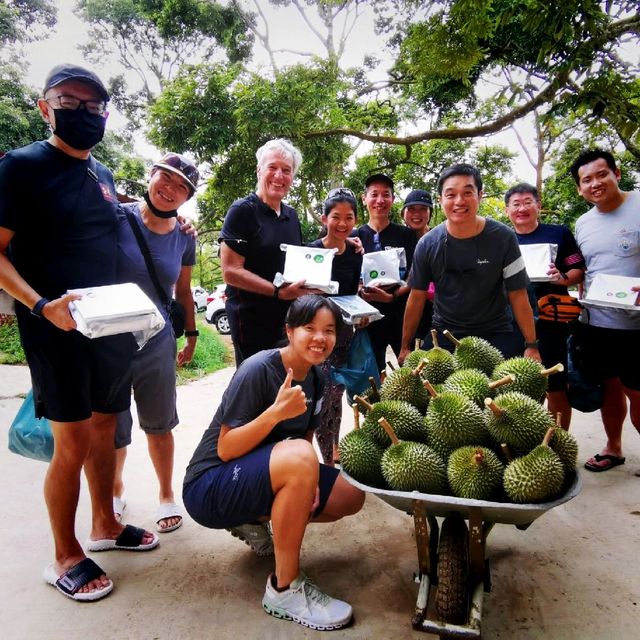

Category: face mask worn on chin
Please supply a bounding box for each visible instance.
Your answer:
[144,191,178,219]
[52,108,106,150]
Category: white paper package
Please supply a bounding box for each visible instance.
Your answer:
[329,295,384,325]
[581,274,640,311]
[68,282,165,347]
[519,243,558,282]
[362,248,407,288]
[276,244,340,294]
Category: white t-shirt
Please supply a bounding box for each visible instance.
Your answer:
[575,191,640,330]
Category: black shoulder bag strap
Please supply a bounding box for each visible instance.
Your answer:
[123,208,171,309]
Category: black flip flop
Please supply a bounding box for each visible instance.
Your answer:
[584,453,626,472]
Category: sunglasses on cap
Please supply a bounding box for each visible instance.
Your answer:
[153,153,199,193]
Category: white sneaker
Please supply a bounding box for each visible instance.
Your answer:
[227,522,274,556]
[262,573,353,631]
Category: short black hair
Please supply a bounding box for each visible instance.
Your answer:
[285,294,344,332]
[504,183,539,205]
[569,149,617,184]
[364,173,394,193]
[437,163,483,194]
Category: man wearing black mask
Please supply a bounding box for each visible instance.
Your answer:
[0,64,158,603]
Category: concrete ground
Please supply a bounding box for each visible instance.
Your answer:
[1,362,639,640]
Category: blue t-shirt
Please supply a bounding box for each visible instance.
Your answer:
[116,202,196,322]
[184,348,325,484]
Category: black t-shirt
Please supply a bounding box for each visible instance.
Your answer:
[308,239,362,295]
[183,349,325,485]
[355,222,418,313]
[515,223,585,299]
[219,193,302,339]
[0,141,120,337]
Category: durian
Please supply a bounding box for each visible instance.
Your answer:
[492,358,564,401]
[338,429,385,487]
[379,362,429,413]
[354,396,427,446]
[443,330,504,376]
[447,446,504,500]
[443,369,514,408]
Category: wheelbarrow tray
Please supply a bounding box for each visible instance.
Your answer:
[341,470,581,526]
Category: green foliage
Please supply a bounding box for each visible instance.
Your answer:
[192,240,222,291]
[0,0,56,47]
[0,317,25,364]
[92,131,147,196]
[175,316,230,384]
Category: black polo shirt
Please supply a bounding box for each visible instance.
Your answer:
[220,193,303,343]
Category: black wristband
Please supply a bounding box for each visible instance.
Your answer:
[184,329,199,337]
[31,297,50,318]
[273,285,280,299]
[524,340,539,349]
[559,272,569,280]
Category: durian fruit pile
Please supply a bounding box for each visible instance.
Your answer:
[339,330,578,504]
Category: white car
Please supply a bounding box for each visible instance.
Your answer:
[205,284,230,334]
[191,286,209,312]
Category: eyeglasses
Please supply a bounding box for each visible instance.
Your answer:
[508,199,537,210]
[46,94,107,116]
[327,187,356,200]
[159,153,199,186]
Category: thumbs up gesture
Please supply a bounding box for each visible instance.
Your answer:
[273,368,308,421]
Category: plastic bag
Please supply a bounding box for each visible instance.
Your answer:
[8,389,54,462]
[330,329,381,400]
[362,249,406,288]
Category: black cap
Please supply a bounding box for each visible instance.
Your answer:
[364,173,394,191]
[402,189,433,210]
[152,153,199,197]
[43,64,109,102]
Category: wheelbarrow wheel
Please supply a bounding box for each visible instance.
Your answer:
[435,513,469,625]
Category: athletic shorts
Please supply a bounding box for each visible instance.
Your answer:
[536,320,569,392]
[573,323,640,391]
[182,442,340,529]
[115,327,178,448]
[24,329,136,423]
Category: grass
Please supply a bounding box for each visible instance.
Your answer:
[175,315,232,384]
[0,317,25,364]
[0,314,232,384]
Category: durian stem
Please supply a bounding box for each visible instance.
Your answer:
[378,417,399,445]
[488,374,515,390]
[414,337,421,350]
[484,398,504,417]
[474,448,485,465]
[431,328,439,349]
[386,360,396,371]
[542,427,555,447]
[368,376,380,401]
[442,329,461,347]
[541,363,564,377]
[353,395,373,412]
[423,379,438,397]
[413,359,427,377]
[352,403,360,431]
[380,369,387,383]
[556,413,562,429]
[500,443,514,462]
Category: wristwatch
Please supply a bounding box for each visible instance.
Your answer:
[184,330,199,337]
[524,340,539,349]
[273,284,282,299]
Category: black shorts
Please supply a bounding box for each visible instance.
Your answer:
[23,327,135,422]
[536,320,569,392]
[573,323,640,391]
[182,442,340,529]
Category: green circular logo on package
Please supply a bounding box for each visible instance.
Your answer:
[313,255,324,263]
[369,270,378,278]
[615,291,628,299]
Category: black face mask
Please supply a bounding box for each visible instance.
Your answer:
[144,191,178,219]
[52,108,106,150]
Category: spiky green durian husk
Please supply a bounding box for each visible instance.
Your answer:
[548,428,579,472]
[443,369,492,408]
[454,337,504,376]
[381,441,448,494]
[404,349,430,370]
[492,357,547,401]
[380,367,429,413]
[503,446,564,503]
[485,391,555,452]
[338,430,385,487]
[426,430,456,464]
[422,347,455,384]
[447,446,504,500]
[424,391,488,449]
[361,400,428,447]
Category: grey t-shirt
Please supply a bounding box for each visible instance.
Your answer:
[184,349,325,485]
[408,218,528,333]
[575,191,640,330]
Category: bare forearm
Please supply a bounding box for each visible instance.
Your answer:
[0,252,41,309]
[224,265,276,297]
[217,406,282,461]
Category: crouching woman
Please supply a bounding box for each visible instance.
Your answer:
[183,294,365,631]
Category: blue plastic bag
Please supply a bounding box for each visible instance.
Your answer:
[330,329,381,401]
[8,389,54,462]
